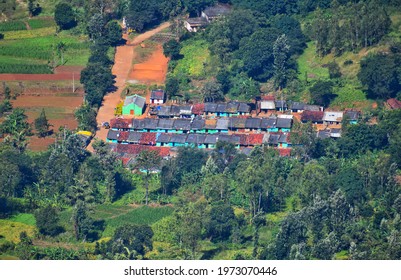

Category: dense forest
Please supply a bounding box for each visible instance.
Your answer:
[1,0,401,260]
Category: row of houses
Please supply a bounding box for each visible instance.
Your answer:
[110,116,293,134]
[301,110,360,125]
[107,130,291,149]
[149,101,251,118]
[259,99,323,113]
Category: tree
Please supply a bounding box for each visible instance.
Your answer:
[327,61,342,79]
[54,3,76,30]
[3,85,11,100]
[239,28,280,81]
[0,108,31,152]
[358,53,401,99]
[229,73,260,100]
[0,159,22,198]
[75,104,98,132]
[163,39,181,60]
[34,109,52,138]
[80,64,114,106]
[134,150,161,205]
[125,0,163,32]
[201,80,225,102]
[108,224,153,259]
[35,205,63,236]
[106,21,123,46]
[309,80,336,107]
[87,13,107,42]
[27,0,41,17]
[165,75,179,99]
[273,34,291,90]
[174,200,207,259]
[56,42,66,65]
[72,201,96,241]
[206,203,236,242]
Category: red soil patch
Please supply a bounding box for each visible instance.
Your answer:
[129,45,168,84]
[12,95,82,108]
[54,66,84,74]
[0,73,80,81]
[28,137,56,152]
[11,94,82,151]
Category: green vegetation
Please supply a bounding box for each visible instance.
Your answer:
[174,38,211,78]
[28,18,56,29]
[297,42,329,81]
[0,20,26,32]
[0,220,36,244]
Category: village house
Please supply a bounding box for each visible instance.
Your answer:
[259,100,276,113]
[122,95,146,116]
[344,110,360,124]
[183,17,208,32]
[150,89,166,104]
[275,100,288,112]
[184,4,232,32]
[323,111,343,125]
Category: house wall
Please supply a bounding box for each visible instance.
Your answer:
[151,99,164,104]
[122,104,143,116]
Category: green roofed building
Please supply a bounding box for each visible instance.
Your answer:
[122,95,146,116]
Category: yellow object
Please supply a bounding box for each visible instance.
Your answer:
[76,131,92,137]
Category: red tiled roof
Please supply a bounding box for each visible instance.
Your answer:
[110,118,132,129]
[139,132,157,145]
[386,98,401,110]
[301,110,324,122]
[115,144,170,157]
[192,103,205,115]
[248,134,264,145]
[278,148,291,157]
[121,157,131,166]
[118,131,129,141]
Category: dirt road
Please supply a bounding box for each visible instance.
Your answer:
[87,22,171,152]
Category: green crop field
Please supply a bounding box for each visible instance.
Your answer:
[28,18,56,29]
[0,25,90,73]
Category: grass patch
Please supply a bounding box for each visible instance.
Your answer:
[0,220,36,244]
[27,18,56,30]
[9,213,36,226]
[297,42,329,81]
[58,205,174,240]
[174,38,210,79]
[99,205,174,238]
[331,80,368,109]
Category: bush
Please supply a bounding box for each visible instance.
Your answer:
[35,206,64,237]
[343,60,353,66]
